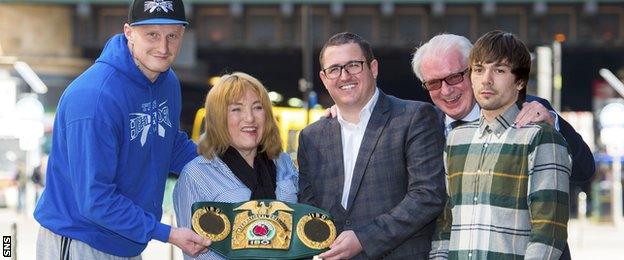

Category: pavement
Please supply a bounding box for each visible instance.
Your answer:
[0,209,184,260]
[1,207,623,259]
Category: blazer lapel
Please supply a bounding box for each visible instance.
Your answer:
[435,106,446,136]
[325,118,345,207]
[346,92,391,211]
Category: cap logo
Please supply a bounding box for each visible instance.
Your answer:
[144,0,174,13]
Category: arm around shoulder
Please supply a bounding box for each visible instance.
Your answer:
[526,96,595,183]
[557,118,595,184]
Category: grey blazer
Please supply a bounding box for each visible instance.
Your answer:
[298,91,446,259]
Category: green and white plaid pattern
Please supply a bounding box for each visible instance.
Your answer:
[430,104,571,260]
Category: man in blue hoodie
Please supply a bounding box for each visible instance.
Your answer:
[33,0,211,258]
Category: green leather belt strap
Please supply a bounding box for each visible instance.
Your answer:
[191,200,336,259]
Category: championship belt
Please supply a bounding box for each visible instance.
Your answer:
[191,200,336,259]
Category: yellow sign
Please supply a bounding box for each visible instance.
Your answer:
[191,106,326,153]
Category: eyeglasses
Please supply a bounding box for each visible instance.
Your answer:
[422,68,469,91]
[322,60,366,79]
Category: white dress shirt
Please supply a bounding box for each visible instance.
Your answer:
[336,88,379,209]
[445,103,480,137]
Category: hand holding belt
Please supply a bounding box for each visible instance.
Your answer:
[191,200,336,259]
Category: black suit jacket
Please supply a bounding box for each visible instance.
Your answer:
[298,91,447,259]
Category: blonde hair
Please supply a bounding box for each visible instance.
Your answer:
[198,72,282,159]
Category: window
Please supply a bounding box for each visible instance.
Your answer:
[312,9,330,47]
[429,6,477,40]
[478,6,527,40]
[394,7,427,47]
[593,6,623,44]
[98,8,126,45]
[595,14,619,43]
[197,6,231,47]
[246,7,281,47]
[530,6,576,44]
[344,6,378,44]
[293,6,330,48]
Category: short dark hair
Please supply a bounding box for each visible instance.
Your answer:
[470,30,531,101]
[319,32,375,68]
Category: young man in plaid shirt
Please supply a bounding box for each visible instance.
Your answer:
[430,30,572,260]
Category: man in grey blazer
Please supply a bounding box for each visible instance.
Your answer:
[297,32,447,259]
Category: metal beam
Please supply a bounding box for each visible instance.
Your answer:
[2,0,623,5]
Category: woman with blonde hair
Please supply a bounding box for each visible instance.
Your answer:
[173,72,298,259]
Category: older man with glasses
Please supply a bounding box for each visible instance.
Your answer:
[411,34,593,181]
[411,33,595,260]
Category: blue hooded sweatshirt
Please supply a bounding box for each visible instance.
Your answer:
[34,34,197,257]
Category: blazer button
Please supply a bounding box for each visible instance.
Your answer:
[345,220,351,226]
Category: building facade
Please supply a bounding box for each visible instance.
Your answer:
[2,0,624,127]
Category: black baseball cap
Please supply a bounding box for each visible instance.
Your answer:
[128,0,188,26]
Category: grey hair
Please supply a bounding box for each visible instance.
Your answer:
[411,34,473,81]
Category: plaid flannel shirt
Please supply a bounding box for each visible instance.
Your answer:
[430,103,571,260]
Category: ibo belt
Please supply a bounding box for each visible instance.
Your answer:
[191,200,336,259]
